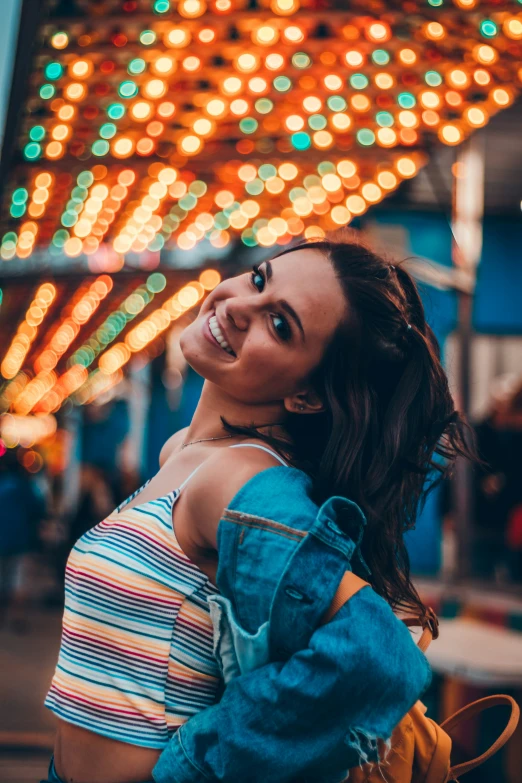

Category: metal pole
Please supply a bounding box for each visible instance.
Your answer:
[450,135,485,582]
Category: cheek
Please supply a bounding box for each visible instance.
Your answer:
[235,339,305,396]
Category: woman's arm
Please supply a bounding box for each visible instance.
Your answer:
[153,589,431,783]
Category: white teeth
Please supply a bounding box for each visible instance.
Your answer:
[208,315,234,355]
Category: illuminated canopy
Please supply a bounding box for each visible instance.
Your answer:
[1,0,521,268]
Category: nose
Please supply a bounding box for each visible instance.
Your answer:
[223,294,259,332]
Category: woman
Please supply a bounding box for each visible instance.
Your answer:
[44,233,471,783]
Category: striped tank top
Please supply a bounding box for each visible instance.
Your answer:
[45,443,289,749]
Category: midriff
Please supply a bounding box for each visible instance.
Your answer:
[54,720,161,783]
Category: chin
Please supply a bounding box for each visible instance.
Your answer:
[179,321,222,382]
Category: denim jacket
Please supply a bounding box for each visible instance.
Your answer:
[153,465,431,783]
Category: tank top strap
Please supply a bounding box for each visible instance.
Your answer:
[178,442,289,493]
[228,442,289,467]
[177,462,207,491]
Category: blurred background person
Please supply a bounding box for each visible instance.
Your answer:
[0,448,46,631]
[471,375,522,583]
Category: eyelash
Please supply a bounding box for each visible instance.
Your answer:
[250,265,292,342]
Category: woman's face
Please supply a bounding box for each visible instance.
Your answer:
[180,249,346,404]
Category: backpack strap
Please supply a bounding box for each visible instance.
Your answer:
[320,572,438,655]
[441,694,520,780]
[319,571,370,626]
[401,608,439,652]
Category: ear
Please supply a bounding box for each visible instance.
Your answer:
[283,388,325,415]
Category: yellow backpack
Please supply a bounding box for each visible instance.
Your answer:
[321,573,520,783]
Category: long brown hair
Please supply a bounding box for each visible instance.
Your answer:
[221,231,474,618]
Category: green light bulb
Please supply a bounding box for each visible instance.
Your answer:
[291,132,311,151]
[23,142,42,160]
[356,129,375,146]
[44,62,63,80]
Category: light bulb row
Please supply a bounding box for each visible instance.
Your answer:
[1,284,57,380]
[33,275,113,374]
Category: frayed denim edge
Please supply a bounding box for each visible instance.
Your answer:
[344,727,393,782]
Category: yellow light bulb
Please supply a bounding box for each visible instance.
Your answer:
[324,74,343,91]
[367,23,389,42]
[165,28,191,47]
[285,115,305,132]
[144,79,167,98]
[448,69,469,88]
[236,53,259,73]
[351,94,371,111]
[248,77,268,94]
[279,163,298,180]
[254,26,279,45]
[193,118,213,136]
[331,113,351,131]
[337,160,357,178]
[179,135,203,154]
[439,125,462,145]
[399,48,416,65]
[425,22,445,40]
[322,173,342,192]
[466,107,487,127]
[154,56,175,75]
[504,18,522,39]
[345,50,364,67]
[303,96,322,113]
[420,91,441,109]
[377,128,397,147]
[65,83,86,101]
[113,137,134,157]
[58,105,75,121]
[474,44,498,65]
[361,183,382,203]
[222,77,243,95]
[492,88,511,106]
[265,53,284,70]
[283,26,304,43]
[346,195,366,215]
[178,0,206,18]
[271,0,298,14]
[230,99,249,116]
[70,59,92,79]
[398,111,418,128]
[131,101,153,121]
[377,171,397,190]
[396,157,417,177]
[375,73,394,90]
[182,56,201,72]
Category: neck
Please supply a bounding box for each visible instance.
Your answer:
[183,380,289,444]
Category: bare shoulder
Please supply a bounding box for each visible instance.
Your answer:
[183,442,286,550]
[159,427,189,467]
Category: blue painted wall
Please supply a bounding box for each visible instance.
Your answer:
[372,210,522,573]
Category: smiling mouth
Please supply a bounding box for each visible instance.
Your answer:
[208,313,236,357]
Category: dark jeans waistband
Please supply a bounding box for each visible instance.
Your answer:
[41,757,154,783]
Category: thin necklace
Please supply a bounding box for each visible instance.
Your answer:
[181,421,287,450]
[180,435,234,449]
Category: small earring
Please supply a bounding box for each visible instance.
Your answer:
[298,405,305,411]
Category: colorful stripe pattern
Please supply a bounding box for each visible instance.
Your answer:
[45,486,221,749]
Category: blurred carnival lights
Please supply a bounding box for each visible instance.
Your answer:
[0,0,520,259]
[0,0,521,414]
[0,412,57,449]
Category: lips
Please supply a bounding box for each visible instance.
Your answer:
[203,312,236,359]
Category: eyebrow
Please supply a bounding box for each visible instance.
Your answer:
[264,260,306,342]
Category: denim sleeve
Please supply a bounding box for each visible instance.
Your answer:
[153,589,431,783]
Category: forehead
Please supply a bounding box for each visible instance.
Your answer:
[268,249,346,338]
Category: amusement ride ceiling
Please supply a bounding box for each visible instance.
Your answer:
[0,0,521,427]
